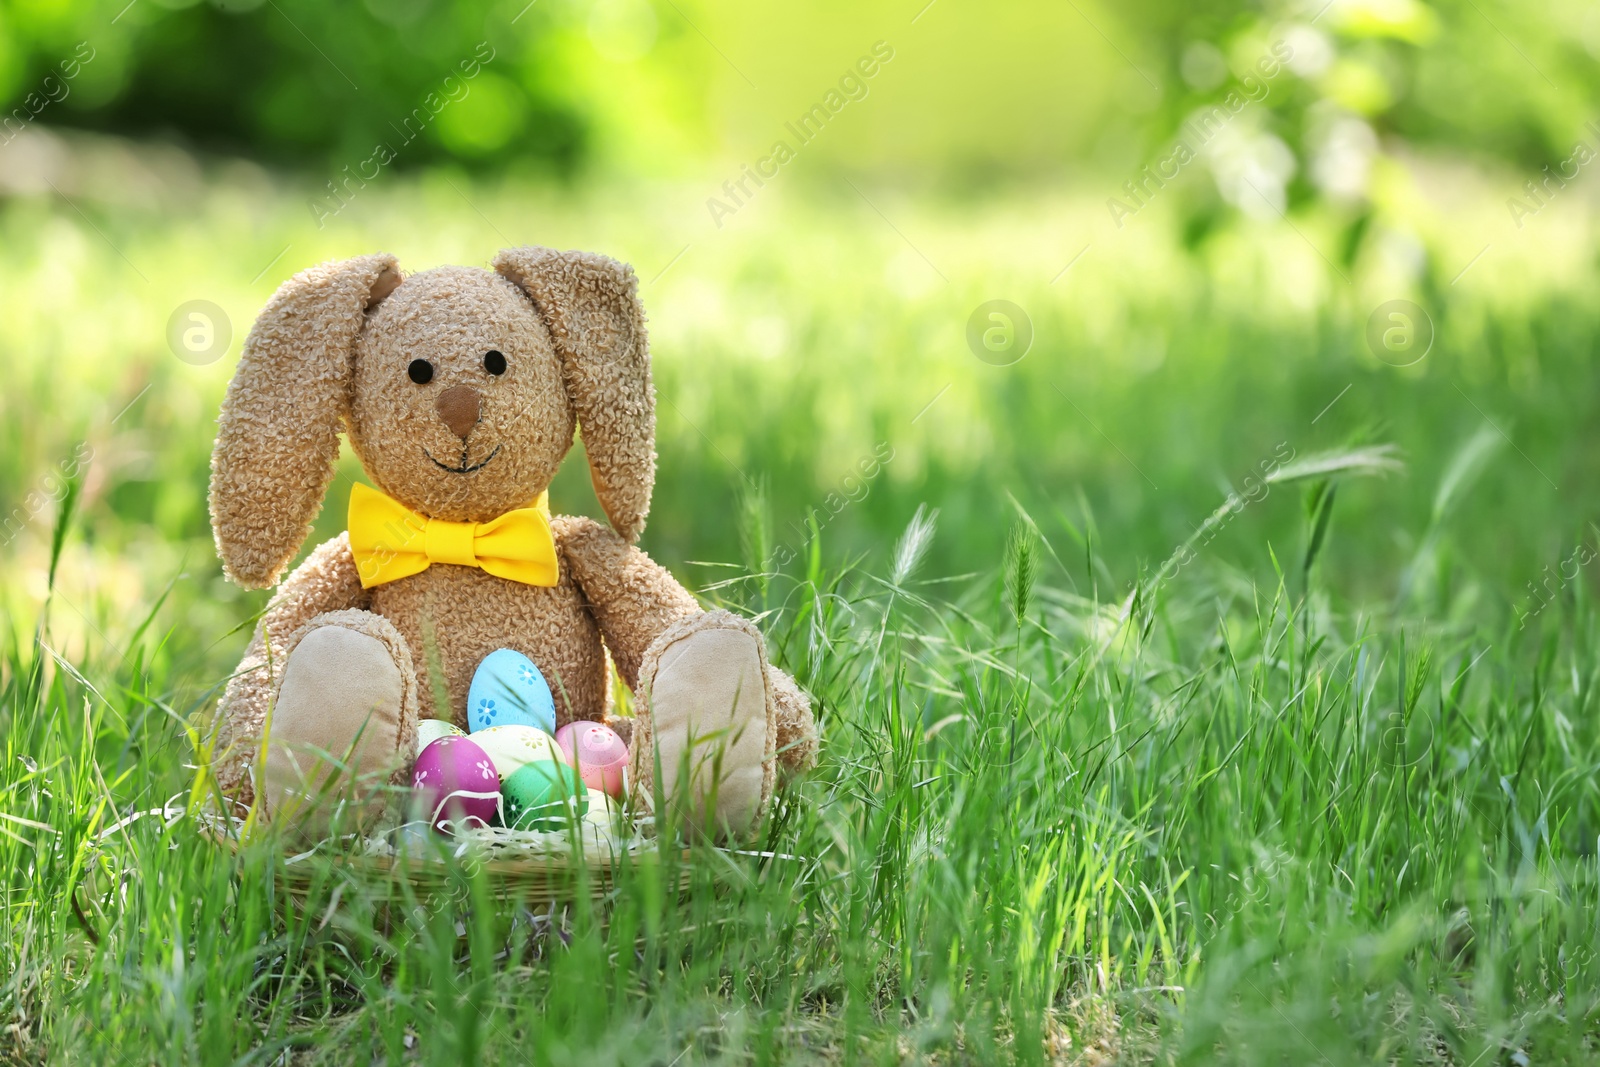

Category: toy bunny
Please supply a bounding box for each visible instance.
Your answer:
[207,248,817,834]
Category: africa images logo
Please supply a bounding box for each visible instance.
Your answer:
[1105,39,1293,229]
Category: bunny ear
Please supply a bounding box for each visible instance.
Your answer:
[209,253,401,588]
[493,247,655,542]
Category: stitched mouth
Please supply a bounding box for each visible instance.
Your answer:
[424,444,501,475]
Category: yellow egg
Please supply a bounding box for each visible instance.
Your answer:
[582,787,618,828]
[471,724,564,778]
[414,718,464,755]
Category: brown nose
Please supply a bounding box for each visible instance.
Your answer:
[435,384,480,439]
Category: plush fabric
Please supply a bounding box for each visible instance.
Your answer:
[631,610,774,834]
[557,514,815,774]
[369,547,609,729]
[210,255,400,589]
[766,660,820,775]
[556,514,700,686]
[262,608,419,835]
[210,533,370,807]
[347,482,558,588]
[206,248,817,836]
[492,247,656,542]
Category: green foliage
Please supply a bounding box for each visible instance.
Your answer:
[1109,0,1600,236]
[4,152,1600,1059]
[1,0,584,171]
[1005,520,1037,630]
[3,0,1595,219]
[8,442,1600,1061]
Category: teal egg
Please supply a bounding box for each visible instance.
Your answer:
[467,648,556,735]
[501,759,587,831]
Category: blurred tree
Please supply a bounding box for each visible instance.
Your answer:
[0,0,585,171]
[0,0,1593,202]
[1113,0,1600,232]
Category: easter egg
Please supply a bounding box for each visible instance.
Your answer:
[415,718,464,754]
[582,787,618,828]
[467,648,556,734]
[471,724,565,779]
[501,760,587,831]
[411,735,500,832]
[554,721,629,798]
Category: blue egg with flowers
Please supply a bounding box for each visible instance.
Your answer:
[467,648,557,735]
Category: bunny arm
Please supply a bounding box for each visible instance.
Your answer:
[210,533,370,807]
[555,515,818,773]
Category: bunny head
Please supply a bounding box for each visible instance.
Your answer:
[209,248,655,589]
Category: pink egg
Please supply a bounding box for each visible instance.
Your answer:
[411,735,501,832]
[554,721,629,798]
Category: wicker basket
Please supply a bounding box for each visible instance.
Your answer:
[279,847,687,903]
[199,810,693,907]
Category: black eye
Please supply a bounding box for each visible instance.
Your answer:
[484,350,506,376]
[408,359,433,384]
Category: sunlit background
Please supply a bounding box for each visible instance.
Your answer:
[8,1,1600,1060]
[0,0,1595,685]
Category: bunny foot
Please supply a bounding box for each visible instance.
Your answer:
[631,610,776,837]
[260,609,419,836]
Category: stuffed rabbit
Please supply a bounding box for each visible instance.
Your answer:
[207,248,817,834]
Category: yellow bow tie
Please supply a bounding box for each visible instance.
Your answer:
[347,482,559,590]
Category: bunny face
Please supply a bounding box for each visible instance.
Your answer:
[210,248,657,590]
[349,267,574,524]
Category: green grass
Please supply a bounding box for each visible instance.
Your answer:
[6,151,1600,1063]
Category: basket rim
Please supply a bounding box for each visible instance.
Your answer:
[198,816,696,902]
